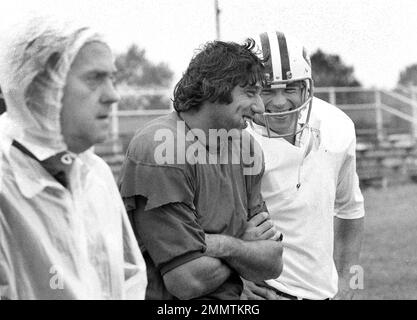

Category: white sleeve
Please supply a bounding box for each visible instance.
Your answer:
[334,132,365,219]
[0,208,15,300]
[97,156,148,299]
[121,205,148,300]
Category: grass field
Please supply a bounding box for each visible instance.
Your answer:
[355,182,417,299]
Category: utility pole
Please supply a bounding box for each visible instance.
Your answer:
[215,0,221,40]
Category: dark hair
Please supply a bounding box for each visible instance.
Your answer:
[173,39,265,112]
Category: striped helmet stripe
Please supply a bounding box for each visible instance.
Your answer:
[276,31,291,80]
[268,31,282,82]
[259,32,273,81]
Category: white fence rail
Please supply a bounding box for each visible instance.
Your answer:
[107,86,417,145]
[315,86,417,143]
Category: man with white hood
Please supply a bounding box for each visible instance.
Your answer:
[0,16,147,300]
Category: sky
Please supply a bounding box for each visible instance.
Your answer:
[1,0,416,90]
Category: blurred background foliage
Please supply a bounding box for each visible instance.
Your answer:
[114,44,174,111]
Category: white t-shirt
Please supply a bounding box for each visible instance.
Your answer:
[248,97,365,299]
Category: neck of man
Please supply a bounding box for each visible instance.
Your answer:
[65,137,90,154]
[283,134,296,145]
[269,123,297,145]
[178,102,216,138]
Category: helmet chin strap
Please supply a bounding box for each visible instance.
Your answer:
[254,95,313,139]
[264,121,306,139]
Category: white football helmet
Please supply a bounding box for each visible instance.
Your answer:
[250,31,314,138]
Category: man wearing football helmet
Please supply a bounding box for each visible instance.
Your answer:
[243,31,365,300]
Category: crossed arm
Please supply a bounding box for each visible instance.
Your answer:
[163,211,283,299]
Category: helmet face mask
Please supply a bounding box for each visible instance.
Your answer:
[249,31,314,138]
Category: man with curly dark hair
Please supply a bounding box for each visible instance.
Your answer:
[118,39,284,300]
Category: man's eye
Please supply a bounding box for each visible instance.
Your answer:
[286,86,301,92]
[86,76,101,84]
[88,73,107,82]
[261,90,272,95]
[86,73,117,88]
[285,88,297,93]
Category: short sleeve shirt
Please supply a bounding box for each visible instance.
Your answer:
[118,112,266,299]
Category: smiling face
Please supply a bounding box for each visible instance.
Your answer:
[210,83,265,131]
[260,81,304,135]
[60,42,120,153]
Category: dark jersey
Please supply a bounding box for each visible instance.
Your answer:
[119,112,266,299]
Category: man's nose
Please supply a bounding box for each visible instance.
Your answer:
[270,91,287,107]
[101,79,120,105]
[251,94,265,114]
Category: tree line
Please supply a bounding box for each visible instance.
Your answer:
[0,44,416,114]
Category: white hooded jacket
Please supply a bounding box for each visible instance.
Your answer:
[0,16,147,300]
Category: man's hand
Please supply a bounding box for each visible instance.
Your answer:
[241,279,281,300]
[242,211,282,241]
[205,233,283,282]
